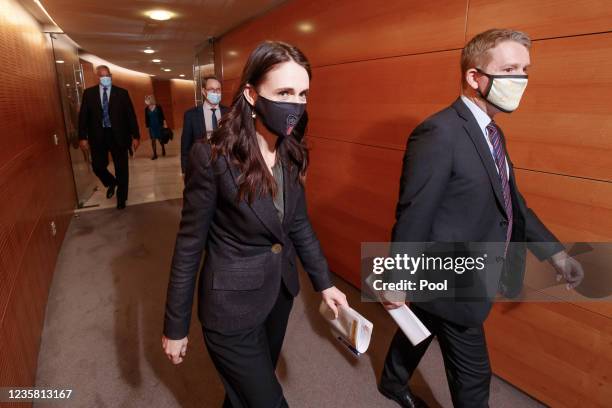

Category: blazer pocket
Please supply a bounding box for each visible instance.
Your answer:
[211,252,269,291]
[212,267,265,291]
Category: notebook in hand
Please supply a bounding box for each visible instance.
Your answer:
[319,302,373,356]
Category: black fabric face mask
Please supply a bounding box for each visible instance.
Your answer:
[254,94,306,137]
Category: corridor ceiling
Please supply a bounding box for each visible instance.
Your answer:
[40,0,287,78]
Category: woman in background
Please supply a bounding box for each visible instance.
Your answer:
[162,41,348,408]
[144,95,167,159]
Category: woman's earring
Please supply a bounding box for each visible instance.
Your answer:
[251,110,256,119]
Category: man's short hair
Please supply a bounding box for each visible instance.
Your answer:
[96,65,111,75]
[461,28,531,87]
[202,76,220,89]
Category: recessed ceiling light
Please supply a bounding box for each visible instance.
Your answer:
[227,50,238,57]
[150,74,156,77]
[297,22,314,33]
[151,59,161,63]
[163,68,171,72]
[55,60,64,63]
[143,49,155,54]
[147,10,174,21]
[179,74,185,77]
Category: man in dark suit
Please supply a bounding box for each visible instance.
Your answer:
[180,76,229,174]
[79,65,140,209]
[378,29,584,408]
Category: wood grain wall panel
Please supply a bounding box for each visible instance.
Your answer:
[514,169,612,241]
[152,78,174,129]
[485,302,612,407]
[467,0,612,41]
[169,79,196,130]
[306,137,403,286]
[497,33,612,181]
[219,0,468,80]
[308,50,461,149]
[220,78,240,107]
[0,0,76,396]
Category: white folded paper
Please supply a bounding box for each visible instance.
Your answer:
[319,302,373,356]
[387,304,431,346]
[364,273,431,346]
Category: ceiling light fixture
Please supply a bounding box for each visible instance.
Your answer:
[163,68,171,72]
[152,59,161,63]
[297,22,314,33]
[55,60,64,64]
[227,50,238,57]
[179,74,185,77]
[146,10,174,21]
[143,49,155,54]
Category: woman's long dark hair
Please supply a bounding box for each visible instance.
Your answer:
[210,41,311,204]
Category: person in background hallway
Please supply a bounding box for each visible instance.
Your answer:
[78,65,140,210]
[144,95,167,160]
[378,29,584,408]
[162,41,349,408]
[180,76,229,174]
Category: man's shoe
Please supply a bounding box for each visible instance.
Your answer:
[151,155,158,160]
[106,183,116,199]
[378,384,429,408]
[117,201,126,210]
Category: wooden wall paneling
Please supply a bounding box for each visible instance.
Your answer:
[220,78,239,107]
[497,33,612,181]
[467,0,612,41]
[0,0,76,395]
[169,79,196,130]
[152,78,174,129]
[306,137,403,286]
[486,302,612,407]
[219,0,467,80]
[513,169,612,242]
[308,50,461,149]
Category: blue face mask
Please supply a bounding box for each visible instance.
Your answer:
[100,76,112,88]
[206,92,221,105]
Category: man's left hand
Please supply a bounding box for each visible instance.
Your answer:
[132,138,140,151]
[550,251,584,290]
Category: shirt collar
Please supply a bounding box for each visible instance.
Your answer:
[99,83,112,91]
[203,100,218,111]
[460,95,491,135]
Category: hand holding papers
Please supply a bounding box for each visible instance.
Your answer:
[364,273,431,346]
[319,301,373,356]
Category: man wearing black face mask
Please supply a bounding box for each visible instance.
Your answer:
[378,29,583,408]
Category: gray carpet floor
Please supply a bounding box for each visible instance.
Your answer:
[34,199,544,408]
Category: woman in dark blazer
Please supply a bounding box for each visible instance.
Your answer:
[162,41,349,407]
[144,95,167,159]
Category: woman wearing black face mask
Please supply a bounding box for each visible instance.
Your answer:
[162,41,349,408]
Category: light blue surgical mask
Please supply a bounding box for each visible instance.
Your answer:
[206,92,221,105]
[100,76,112,88]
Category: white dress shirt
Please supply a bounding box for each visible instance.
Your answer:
[460,95,509,176]
[203,101,221,138]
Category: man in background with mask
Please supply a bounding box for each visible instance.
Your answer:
[180,76,229,175]
[377,29,583,408]
[79,65,140,210]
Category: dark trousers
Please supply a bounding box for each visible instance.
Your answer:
[381,304,491,408]
[91,128,129,202]
[203,282,294,408]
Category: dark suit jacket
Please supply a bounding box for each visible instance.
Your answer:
[180,104,229,173]
[392,97,563,327]
[164,141,333,338]
[144,105,165,128]
[78,85,139,149]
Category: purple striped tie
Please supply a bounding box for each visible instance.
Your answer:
[486,121,513,252]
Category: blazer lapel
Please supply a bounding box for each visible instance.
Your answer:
[282,162,297,230]
[452,98,508,218]
[224,156,284,242]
